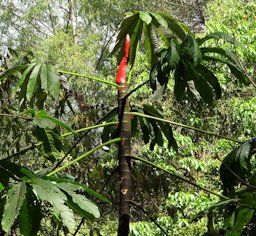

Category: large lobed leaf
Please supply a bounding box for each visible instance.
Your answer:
[9,63,60,109]
[31,178,75,232]
[112,11,190,67]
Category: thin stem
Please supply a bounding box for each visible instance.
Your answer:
[58,70,118,87]
[127,200,170,236]
[130,155,228,200]
[216,156,256,190]
[47,138,121,176]
[0,113,32,121]
[62,122,118,137]
[232,35,256,89]
[123,80,150,100]
[51,108,118,171]
[2,122,117,161]
[129,112,241,143]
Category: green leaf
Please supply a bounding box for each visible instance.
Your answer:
[225,208,254,236]
[57,182,100,218]
[111,13,139,59]
[220,138,256,195]
[202,55,247,84]
[34,127,63,162]
[183,60,213,103]
[129,20,143,67]
[0,160,36,180]
[12,63,36,97]
[139,11,152,25]
[2,182,26,233]
[201,47,239,64]
[46,176,110,203]
[197,64,222,99]
[139,116,150,144]
[32,178,75,232]
[168,39,180,69]
[26,63,42,102]
[150,12,168,29]
[181,35,202,66]
[198,32,238,46]
[158,13,190,40]
[174,64,186,100]
[0,65,28,81]
[34,110,72,131]
[141,104,177,151]
[40,64,60,100]
[18,187,42,236]
[0,183,5,192]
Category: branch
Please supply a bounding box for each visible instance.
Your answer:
[130,155,228,200]
[216,156,256,190]
[58,70,118,87]
[51,107,118,170]
[129,112,241,143]
[47,138,121,176]
[2,122,117,161]
[128,200,170,236]
[232,35,256,89]
[0,113,32,121]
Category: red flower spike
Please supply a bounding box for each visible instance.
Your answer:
[116,34,130,85]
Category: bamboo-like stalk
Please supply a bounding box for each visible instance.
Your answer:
[118,82,132,236]
[116,34,132,236]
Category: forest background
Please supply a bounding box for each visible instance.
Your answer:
[0,0,256,235]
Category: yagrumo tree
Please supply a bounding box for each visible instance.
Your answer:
[0,10,252,235]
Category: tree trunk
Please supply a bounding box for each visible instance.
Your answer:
[117,82,131,236]
[68,0,78,45]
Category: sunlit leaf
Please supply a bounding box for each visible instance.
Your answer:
[26,63,41,101]
[139,11,152,25]
[32,178,75,232]
[57,182,100,219]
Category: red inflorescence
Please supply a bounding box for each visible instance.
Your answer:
[116,34,130,85]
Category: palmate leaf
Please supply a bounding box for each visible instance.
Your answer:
[2,182,26,233]
[174,64,186,100]
[9,63,60,109]
[20,109,72,131]
[112,11,190,67]
[57,182,100,219]
[32,178,75,232]
[220,138,256,195]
